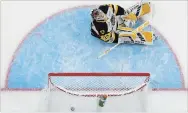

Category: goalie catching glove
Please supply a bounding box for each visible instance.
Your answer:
[90,3,156,45]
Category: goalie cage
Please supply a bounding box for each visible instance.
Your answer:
[38,72,150,112]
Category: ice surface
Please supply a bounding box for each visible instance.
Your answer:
[7,7,183,89]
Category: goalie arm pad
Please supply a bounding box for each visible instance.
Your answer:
[98,4,126,16]
[108,4,126,16]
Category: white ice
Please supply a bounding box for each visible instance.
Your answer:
[1,1,187,112]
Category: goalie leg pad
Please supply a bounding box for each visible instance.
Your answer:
[120,2,151,26]
[117,30,154,45]
[136,2,151,18]
[118,31,137,44]
[139,31,153,43]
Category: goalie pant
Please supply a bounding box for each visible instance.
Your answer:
[91,3,153,44]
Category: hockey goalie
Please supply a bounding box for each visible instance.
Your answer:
[91,2,156,45]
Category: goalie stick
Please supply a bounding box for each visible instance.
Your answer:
[97,21,150,59]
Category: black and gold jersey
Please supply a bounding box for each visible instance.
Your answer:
[91,4,126,43]
[98,4,125,16]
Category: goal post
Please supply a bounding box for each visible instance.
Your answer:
[39,72,150,112]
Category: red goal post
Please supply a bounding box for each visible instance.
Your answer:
[48,72,150,97]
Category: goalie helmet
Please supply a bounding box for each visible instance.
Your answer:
[91,8,106,21]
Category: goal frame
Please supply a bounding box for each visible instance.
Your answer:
[48,72,150,97]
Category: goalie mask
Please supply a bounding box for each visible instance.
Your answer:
[91,9,106,21]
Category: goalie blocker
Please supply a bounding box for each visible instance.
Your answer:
[90,3,156,45]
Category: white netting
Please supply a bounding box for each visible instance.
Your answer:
[48,73,150,96]
[38,73,150,112]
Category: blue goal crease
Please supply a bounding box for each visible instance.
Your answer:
[7,7,183,89]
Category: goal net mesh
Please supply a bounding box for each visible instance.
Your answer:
[48,73,150,96]
[38,72,150,112]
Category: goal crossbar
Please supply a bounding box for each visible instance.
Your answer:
[49,72,150,76]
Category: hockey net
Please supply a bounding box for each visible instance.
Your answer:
[48,72,150,96]
[38,72,150,112]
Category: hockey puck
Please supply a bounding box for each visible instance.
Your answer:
[70,107,75,111]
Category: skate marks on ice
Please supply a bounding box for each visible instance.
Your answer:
[5,7,183,90]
